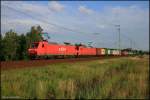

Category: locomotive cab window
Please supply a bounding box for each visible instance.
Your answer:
[31,43,39,48]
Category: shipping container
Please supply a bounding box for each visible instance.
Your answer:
[121,50,128,56]
[104,48,111,55]
[107,49,111,55]
[96,48,106,56]
[101,48,106,55]
[111,49,120,56]
[104,48,108,55]
[96,48,101,55]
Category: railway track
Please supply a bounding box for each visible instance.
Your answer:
[1,56,123,70]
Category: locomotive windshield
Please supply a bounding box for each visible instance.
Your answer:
[31,43,39,48]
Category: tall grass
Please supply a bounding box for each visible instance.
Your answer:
[1,56,149,99]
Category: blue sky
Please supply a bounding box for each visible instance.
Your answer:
[1,1,149,51]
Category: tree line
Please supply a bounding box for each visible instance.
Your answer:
[0,25,43,61]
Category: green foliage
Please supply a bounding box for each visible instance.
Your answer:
[0,25,43,61]
[1,57,149,99]
[16,34,28,60]
[2,30,19,60]
[0,33,5,61]
[26,25,43,48]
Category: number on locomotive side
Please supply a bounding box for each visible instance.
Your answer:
[59,47,66,51]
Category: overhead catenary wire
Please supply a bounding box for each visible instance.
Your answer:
[3,4,92,45]
[80,5,141,50]
[3,4,117,47]
[3,4,141,50]
[3,4,87,34]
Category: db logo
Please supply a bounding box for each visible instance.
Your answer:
[59,47,66,51]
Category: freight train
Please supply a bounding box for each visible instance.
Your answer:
[28,40,138,59]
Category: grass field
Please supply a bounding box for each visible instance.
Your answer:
[1,56,149,99]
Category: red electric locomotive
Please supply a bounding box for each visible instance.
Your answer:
[28,41,97,59]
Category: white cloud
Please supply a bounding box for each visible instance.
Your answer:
[2,17,64,34]
[48,1,64,12]
[78,6,93,14]
[1,1,51,18]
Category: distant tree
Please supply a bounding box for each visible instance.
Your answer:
[75,43,82,46]
[26,25,43,48]
[37,25,43,34]
[138,50,144,56]
[16,34,28,60]
[0,33,5,61]
[3,30,19,60]
[75,43,86,47]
